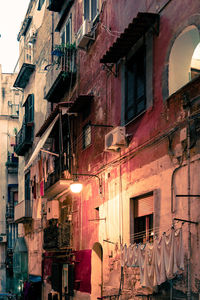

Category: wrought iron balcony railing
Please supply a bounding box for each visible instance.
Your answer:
[44,45,77,102]
[14,122,34,156]
[43,222,71,250]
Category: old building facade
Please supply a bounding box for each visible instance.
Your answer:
[12,0,200,299]
[0,67,21,292]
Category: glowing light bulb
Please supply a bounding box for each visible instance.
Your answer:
[70,182,83,193]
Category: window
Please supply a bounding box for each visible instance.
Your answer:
[2,87,5,99]
[167,25,200,96]
[84,0,98,21]
[130,193,154,244]
[121,32,153,125]
[24,94,34,125]
[61,15,72,45]
[24,94,34,141]
[125,47,146,122]
[83,123,92,149]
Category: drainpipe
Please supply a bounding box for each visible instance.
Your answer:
[59,109,63,178]
[51,12,54,64]
[187,104,191,300]
[119,150,123,245]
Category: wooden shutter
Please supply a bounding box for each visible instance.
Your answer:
[134,193,153,217]
[28,94,34,122]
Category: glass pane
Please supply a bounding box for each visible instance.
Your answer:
[66,21,71,45]
[91,0,97,20]
[136,98,145,114]
[84,0,90,19]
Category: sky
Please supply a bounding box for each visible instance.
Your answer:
[0,0,29,73]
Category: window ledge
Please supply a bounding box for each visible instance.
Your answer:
[124,109,146,127]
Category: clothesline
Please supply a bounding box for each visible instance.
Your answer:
[120,226,184,288]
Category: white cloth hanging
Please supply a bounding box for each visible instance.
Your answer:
[120,227,184,288]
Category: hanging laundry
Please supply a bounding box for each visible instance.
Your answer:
[39,155,44,182]
[120,227,184,288]
[43,154,48,182]
[40,180,44,197]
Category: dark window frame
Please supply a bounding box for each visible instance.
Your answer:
[24,94,34,124]
[125,46,146,123]
[130,192,154,244]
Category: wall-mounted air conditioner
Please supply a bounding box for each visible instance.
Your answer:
[105,126,127,151]
[0,235,7,243]
[76,19,94,49]
[47,200,59,220]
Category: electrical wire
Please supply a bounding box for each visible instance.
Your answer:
[129,223,183,244]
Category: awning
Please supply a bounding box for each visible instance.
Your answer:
[24,114,59,172]
[100,12,159,64]
[36,102,73,137]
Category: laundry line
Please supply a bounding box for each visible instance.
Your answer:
[120,226,184,288]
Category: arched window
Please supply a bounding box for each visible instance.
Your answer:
[168,25,200,96]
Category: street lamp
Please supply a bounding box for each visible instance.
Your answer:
[70,181,83,193]
[70,173,102,195]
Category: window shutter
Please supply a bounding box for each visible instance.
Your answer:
[66,20,71,44]
[28,94,34,122]
[134,194,153,217]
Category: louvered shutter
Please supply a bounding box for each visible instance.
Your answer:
[134,194,153,217]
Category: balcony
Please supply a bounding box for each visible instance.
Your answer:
[13,63,35,89]
[14,122,34,156]
[13,42,35,89]
[44,155,72,198]
[59,222,71,248]
[5,152,18,174]
[43,223,59,250]
[14,200,32,223]
[44,45,77,102]
[43,222,71,250]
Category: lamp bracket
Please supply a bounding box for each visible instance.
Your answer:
[72,173,103,195]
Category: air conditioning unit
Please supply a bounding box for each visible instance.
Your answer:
[76,19,94,49]
[105,126,127,151]
[47,200,59,220]
[0,235,7,243]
